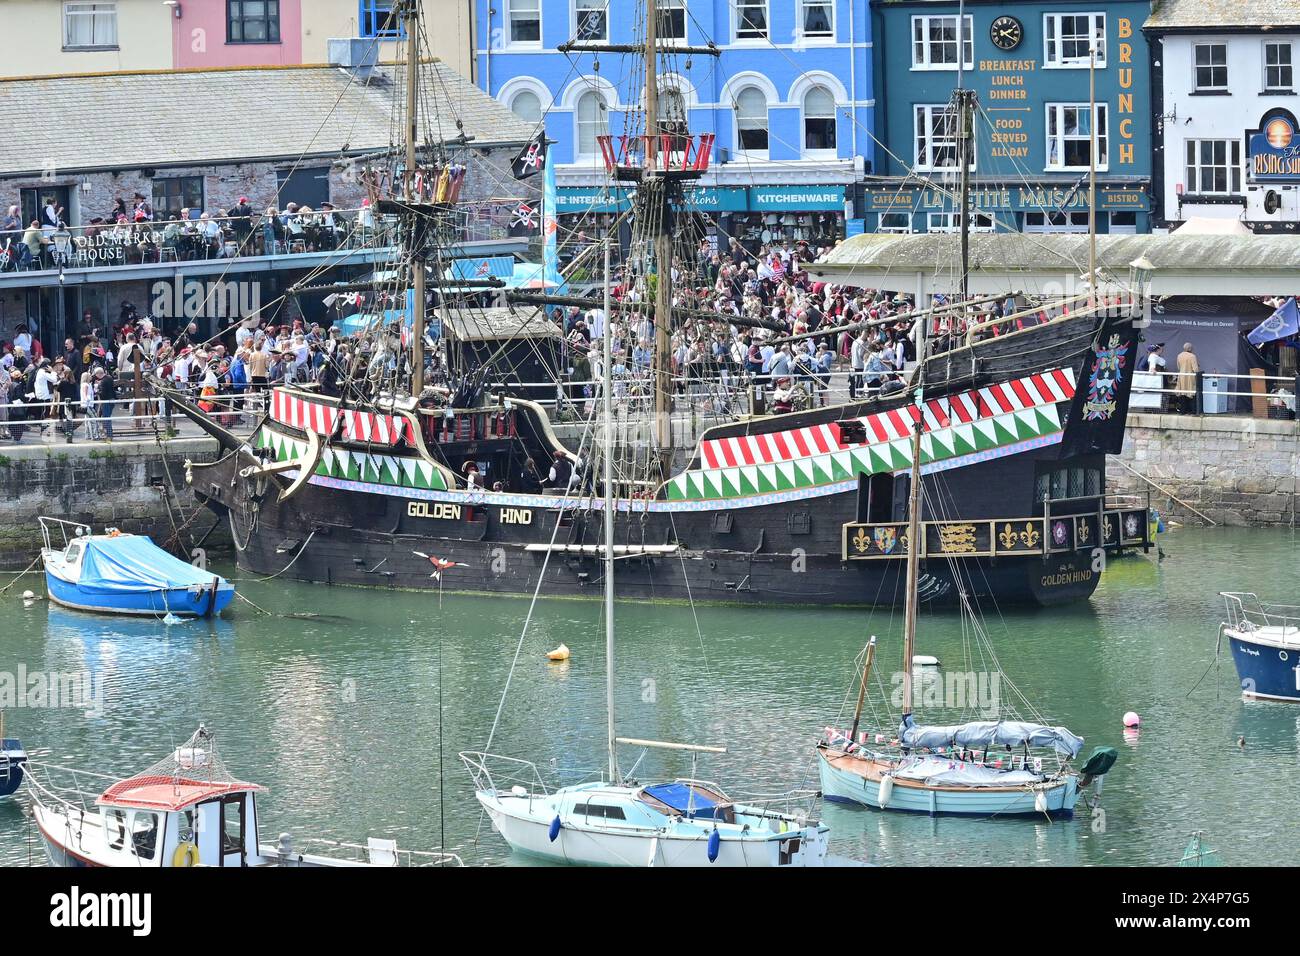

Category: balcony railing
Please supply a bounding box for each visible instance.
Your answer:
[0,202,522,277]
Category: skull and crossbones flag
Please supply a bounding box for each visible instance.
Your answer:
[509,201,539,236]
[512,135,548,180]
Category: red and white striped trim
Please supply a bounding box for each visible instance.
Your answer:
[268,389,415,446]
[698,368,1076,468]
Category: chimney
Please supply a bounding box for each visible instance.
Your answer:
[328,38,380,81]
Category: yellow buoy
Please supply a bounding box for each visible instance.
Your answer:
[546,644,571,662]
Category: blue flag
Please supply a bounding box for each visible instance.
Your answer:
[542,149,563,289]
[1248,297,1300,347]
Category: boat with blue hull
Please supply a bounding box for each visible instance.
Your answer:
[0,739,26,798]
[1220,592,1300,702]
[39,518,233,618]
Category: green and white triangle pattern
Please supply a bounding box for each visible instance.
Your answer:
[665,398,1066,501]
[257,427,448,491]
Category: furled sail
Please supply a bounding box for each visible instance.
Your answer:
[898,717,1084,758]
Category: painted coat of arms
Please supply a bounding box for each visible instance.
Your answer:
[1082,334,1129,421]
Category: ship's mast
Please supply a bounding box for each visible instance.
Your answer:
[900,319,928,719]
[602,232,618,786]
[1088,28,1099,306]
[645,0,676,476]
[955,0,973,300]
[403,0,426,395]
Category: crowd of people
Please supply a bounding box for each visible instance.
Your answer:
[550,238,1040,416]
[1,234,1067,445]
[0,193,382,273]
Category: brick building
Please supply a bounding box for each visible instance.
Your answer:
[0,57,533,350]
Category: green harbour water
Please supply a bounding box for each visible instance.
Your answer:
[2,525,1297,867]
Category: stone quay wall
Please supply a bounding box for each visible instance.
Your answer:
[0,438,227,570]
[1108,413,1300,527]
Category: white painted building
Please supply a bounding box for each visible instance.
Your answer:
[1145,0,1300,233]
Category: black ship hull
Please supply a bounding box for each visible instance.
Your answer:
[178,312,1147,608]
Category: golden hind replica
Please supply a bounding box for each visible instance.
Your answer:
[161,0,1149,610]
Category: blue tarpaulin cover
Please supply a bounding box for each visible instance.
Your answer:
[78,536,222,595]
[643,783,724,818]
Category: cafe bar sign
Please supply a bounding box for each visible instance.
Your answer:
[1249,111,1300,182]
[865,183,1149,213]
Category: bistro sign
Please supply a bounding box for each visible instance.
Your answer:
[865,183,1149,213]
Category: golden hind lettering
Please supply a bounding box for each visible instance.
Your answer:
[937,523,977,554]
[852,526,870,554]
[499,507,533,525]
[407,501,463,520]
[1041,563,1095,587]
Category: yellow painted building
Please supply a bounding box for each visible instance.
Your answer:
[0,0,173,78]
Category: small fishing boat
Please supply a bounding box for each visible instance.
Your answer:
[39,517,233,618]
[24,725,460,867]
[1219,592,1300,702]
[0,715,25,798]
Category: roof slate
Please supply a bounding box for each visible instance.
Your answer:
[0,61,536,178]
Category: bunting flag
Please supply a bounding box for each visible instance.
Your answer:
[512,134,548,180]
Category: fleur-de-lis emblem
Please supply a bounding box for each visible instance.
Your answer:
[1020,523,1041,548]
[1103,516,1114,542]
[852,527,870,554]
[1076,518,1090,544]
[999,523,1018,549]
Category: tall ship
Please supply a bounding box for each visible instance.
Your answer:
[167,1,1147,608]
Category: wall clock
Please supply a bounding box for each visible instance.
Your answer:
[990,16,1023,51]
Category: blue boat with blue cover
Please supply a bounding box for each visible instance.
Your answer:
[39,518,233,618]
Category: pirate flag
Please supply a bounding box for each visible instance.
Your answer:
[509,201,539,237]
[512,134,548,180]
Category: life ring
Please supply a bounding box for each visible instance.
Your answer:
[172,842,199,868]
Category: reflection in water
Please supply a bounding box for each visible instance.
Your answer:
[1,527,1298,866]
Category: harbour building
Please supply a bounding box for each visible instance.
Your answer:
[1144,0,1300,233]
[0,0,475,80]
[475,0,875,253]
[867,0,1153,235]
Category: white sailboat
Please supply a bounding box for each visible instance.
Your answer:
[462,235,830,867]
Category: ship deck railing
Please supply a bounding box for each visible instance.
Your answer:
[459,751,553,800]
[20,759,122,818]
[1221,592,1300,634]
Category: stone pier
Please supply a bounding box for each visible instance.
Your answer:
[1108,412,1300,527]
[0,438,228,570]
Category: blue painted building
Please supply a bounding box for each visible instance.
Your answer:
[869,0,1153,235]
[476,0,875,248]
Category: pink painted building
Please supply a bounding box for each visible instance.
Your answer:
[172,0,305,69]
